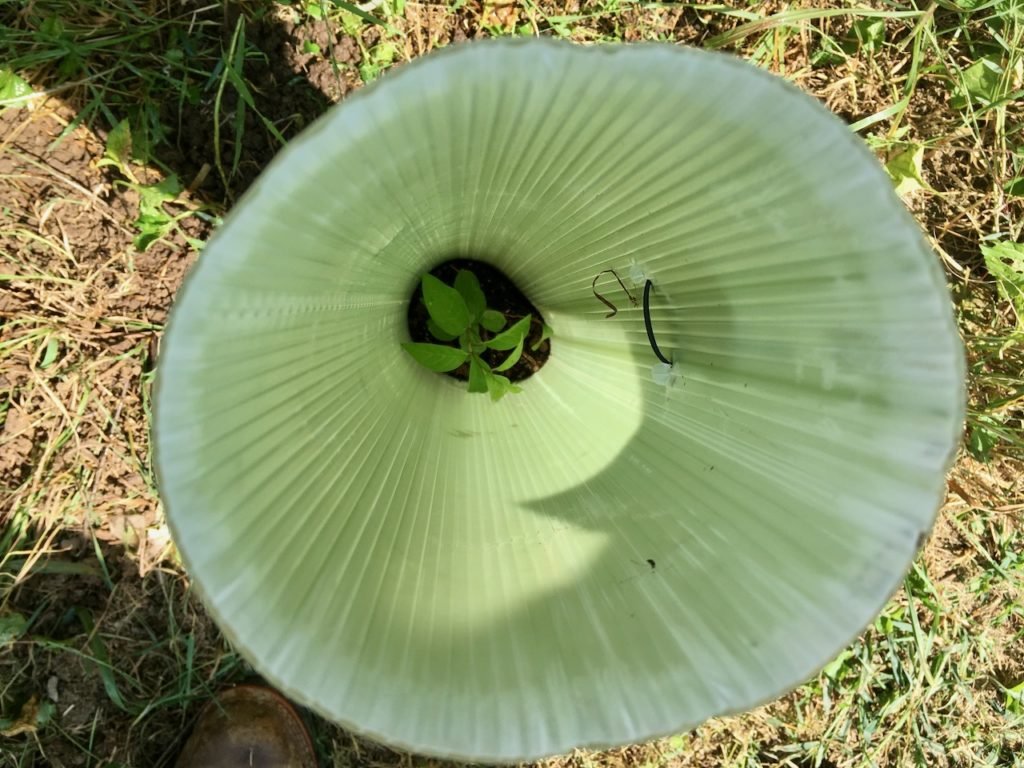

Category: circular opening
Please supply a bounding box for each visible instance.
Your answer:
[406,258,552,383]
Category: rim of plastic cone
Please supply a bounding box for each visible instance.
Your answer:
[154,38,966,762]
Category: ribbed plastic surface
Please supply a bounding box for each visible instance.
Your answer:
[154,40,965,761]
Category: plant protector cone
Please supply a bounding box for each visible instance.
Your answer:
[155,39,965,762]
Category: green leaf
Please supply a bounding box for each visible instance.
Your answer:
[981,241,1024,329]
[359,40,400,81]
[531,322,553,352]
[99,118,132,174]
[0,68,32,104]
[427,319,458,342]
[951,56,1006,110]
[455,270,487,319]
[401,343,469,373]
[468,356,489,393]
[484,315,531,350]
[40,15,65,38]
[326,0,393,29]
[493,335,524,372]
[138,175,182,212]
[821,648,855,679]
[967,415,1002,462]
[0,612,28,647]
[38,337,59,369]
[132,175,182,250]
[810,36,846,67]
[421,274,471,336]
[1006,680,1024,716]
[851,19,885,54]
[485,372,520,401]
[885,144,929,197]
[76,608,130,712]
[108,120,132,166]
[480,309,506,332]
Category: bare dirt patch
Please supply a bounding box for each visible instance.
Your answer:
[0,103,195,542]
[0,102,217,765]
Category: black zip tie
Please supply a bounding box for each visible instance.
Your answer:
[592,269,638,318]
[643,280,672,366]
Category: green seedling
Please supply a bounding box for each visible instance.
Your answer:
[402,270,544,401]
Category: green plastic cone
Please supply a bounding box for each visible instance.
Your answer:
[155,39,965,761]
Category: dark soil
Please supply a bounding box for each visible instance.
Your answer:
[2,545,219,767]
[407,259,552,383]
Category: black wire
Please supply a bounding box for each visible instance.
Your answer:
[643,280,672,366]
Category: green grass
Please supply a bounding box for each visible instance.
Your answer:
[2,0,1023,766]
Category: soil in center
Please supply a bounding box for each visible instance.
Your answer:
[405,258,552,383]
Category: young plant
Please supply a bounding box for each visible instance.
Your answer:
[402,270,543,401]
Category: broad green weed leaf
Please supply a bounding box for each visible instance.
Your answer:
[99,119,132,175]
[422,274,471,336]
[1006,680,1024,716]
[484,315,531,350]
[822,648,855,679]
[531,322,553,351]
[851,19,885,54]
[401,343,468,372]
[480,309,506,332]
[810,36,846,67]
[360,40,400,81]
[0,612,27,647]
[455,270,486,318]
[493,336,524,372]
[137,175,182,209]
[885,144,930,197]
[427,319,458,342]
[967,414,1003,462]
[981,241,1024,329]
[468,356,489,392]
[0,69,32,104]
[951,56,1005,110]
[133,175,183,251]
